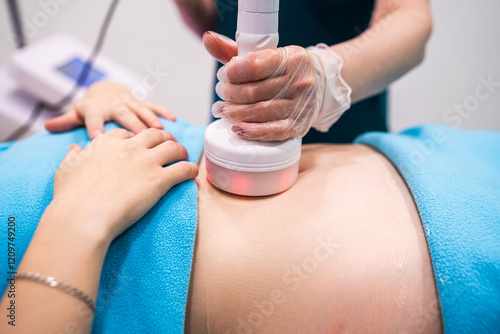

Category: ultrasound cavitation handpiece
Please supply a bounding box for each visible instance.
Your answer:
[204,0,302,197]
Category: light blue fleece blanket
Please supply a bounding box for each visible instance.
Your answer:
[0,119,206,334]
[355,125,500,334]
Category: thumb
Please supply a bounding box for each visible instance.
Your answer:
[203,31,238,64]
[45,108,84,133]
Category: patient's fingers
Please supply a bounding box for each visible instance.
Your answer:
[133,128,177,149]
[152,140,189,166]
[61,143,83,165]
[160,161,199,191]
[113,105,148,134]
[45,108,84,133]
[144,102,176,121]
[126,100,163,129]
[106,128,134,140]
[84,110,105,139]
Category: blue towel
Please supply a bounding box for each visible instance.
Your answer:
[0,119,206,334]
[355,125,500,334]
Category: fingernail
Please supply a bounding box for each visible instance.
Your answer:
[215,82,225,100]
[203,31,213,39]
[232,125,245,135]
[211,102,224,118]
[217,67,228,81]
[153,121,163,129]
[211,31,236,43]
[92,130,103,138]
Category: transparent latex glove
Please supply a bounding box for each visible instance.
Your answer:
[204,31,352,141]
[45,81,176,139]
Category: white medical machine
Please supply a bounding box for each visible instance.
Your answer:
[0,34,141,141]
[204,0,302,197]
[0,0,139,141]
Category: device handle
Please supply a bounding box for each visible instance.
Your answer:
[236,0,279,56]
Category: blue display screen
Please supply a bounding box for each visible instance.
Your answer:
[56,58,106,87]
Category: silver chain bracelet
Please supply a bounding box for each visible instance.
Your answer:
[16,272,96,313]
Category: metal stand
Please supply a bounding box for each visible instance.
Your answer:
[6,0,25,49]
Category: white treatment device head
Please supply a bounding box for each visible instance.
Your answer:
[204,0,302,197]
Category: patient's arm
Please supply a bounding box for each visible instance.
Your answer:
[0,129,197,334]
[188,144,443,333]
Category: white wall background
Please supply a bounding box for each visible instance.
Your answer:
[0,0,499,131]
[389,0,500,132]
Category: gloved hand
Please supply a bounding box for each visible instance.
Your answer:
[45,81,176,139]
[204,31,352,141]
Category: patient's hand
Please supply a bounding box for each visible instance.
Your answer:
[52,128,198,241]
[45,81,176,139]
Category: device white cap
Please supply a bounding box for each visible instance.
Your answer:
[239,0,279,13]
[205,120,301,172]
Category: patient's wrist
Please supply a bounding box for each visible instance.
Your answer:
[42,201,114,247]
[9,202,113,334]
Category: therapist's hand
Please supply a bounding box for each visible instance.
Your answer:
[52,128,198,242]
[45,81,176,140]
[204,31,323,141]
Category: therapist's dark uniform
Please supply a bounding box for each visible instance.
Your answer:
[213,0,387,144]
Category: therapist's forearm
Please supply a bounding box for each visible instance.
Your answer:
[174,0,217,37]
[331,1,433,103]
[0,203,110,334]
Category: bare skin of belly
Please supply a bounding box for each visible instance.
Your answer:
[185,144,443,334]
